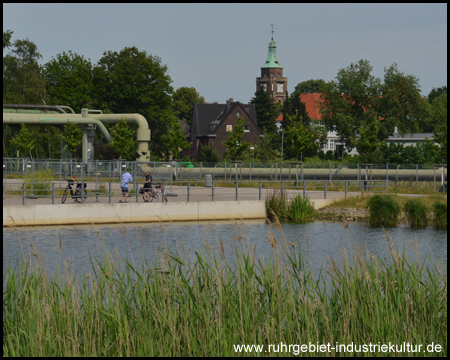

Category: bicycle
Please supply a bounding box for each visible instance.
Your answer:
[61,179,88,204]
[139,183,168,202]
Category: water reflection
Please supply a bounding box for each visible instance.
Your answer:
[3,220,447,278]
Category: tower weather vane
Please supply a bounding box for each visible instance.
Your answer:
[271,23,274,40]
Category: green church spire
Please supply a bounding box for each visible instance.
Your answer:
[262,24,282,69]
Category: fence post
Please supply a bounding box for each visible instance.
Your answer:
[259,181,262,200]
[187,181,190,202]
[345,180,348,198]
[108,182,112,203]
[52,182,55,204]
[324,180,327,199]
[416,164,419,185]
[136,182,139,203]
[22,182,26,205]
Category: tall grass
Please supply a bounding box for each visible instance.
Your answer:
[404,198,428,228]
[265,188,289,219]
[432,201,447,229]
[367,195,401,226]
[289,195,315,224]
[2,223,447,357]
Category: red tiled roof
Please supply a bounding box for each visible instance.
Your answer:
[299,93,324,121]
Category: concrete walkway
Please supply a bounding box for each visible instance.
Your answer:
[3,184,361,206]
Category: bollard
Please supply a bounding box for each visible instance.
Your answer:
[212,181,215,202]
[108,182,112,203]
[187,181,190,202]
[259,181,262,201]
[324,181,327,199]
[52,182,55,204]
[22,182,26,205]
[345,181,348,198]
[136,182,139,203]
[303,181,306,199]
[235,179,238,201]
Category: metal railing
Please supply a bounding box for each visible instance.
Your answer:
[3,178,446,205]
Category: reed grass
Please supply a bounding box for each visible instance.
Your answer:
[432,201,447,229]
[2,222,447,357]
[404,198,428,228]
[265,188,289,219]
[367,195,401,226]
[289,195,315,224]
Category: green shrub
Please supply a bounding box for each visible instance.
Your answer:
[432,201,447,229]
[404,198,428,227]
[265,188,289,219]
[367,195,401,226]
[289,195,315,224]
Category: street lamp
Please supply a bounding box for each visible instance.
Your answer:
[250,147,255,168]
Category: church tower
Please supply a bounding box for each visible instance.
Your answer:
[256,25,287,104]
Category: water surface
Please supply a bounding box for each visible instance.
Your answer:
[3,220,447,278]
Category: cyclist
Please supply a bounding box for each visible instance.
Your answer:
[143,171,153,202]
[119,167,133,203]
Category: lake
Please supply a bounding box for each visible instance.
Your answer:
[3,220,447,279]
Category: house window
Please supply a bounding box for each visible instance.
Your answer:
[244,126,250,132]
[226,125,233,132]
[329,140,335,150]
[236,111,240,117]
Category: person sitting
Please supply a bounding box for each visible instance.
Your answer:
[143,171,153,202]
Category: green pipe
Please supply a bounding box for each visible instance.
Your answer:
[3,114,112,142]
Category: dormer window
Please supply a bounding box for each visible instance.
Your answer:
[244,126,250,132]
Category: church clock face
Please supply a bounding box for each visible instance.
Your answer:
[277,83,284,93]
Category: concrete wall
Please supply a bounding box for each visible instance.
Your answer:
[3,200,267,227]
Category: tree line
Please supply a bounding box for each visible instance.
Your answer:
[3,30,447,164]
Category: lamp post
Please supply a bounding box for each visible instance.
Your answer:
[280,128,284,175]
[250,147,255,168]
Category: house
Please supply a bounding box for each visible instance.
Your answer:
[190,98,264,161]
[297,93,436,156]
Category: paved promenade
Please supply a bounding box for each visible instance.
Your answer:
[2,184,362,206]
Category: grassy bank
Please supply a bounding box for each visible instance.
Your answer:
[3,223,447,357]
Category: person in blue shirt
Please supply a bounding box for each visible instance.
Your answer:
[119,167,133,203]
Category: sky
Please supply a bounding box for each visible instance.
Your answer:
[3,3,447,104]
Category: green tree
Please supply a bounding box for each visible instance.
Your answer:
[427,93,447,163]
[222,117,252,160]
[172,87,205,124]
[355,119,384,163]
[3,38,48,104]
[92,46,174,157]
[427,86,447,104]
[11,123,36,158]
[321,60,426,160]
[200,144,221,163]
[109,119,138,160]
[293,79,327,94]
[379,63,427,136]
[253,132,281,162]
[160,118,190,160]
[249,86,278,134]
[62,121,83,158]
[43,51,94,112]
[3,30,13,49]
[285,115,317,162]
